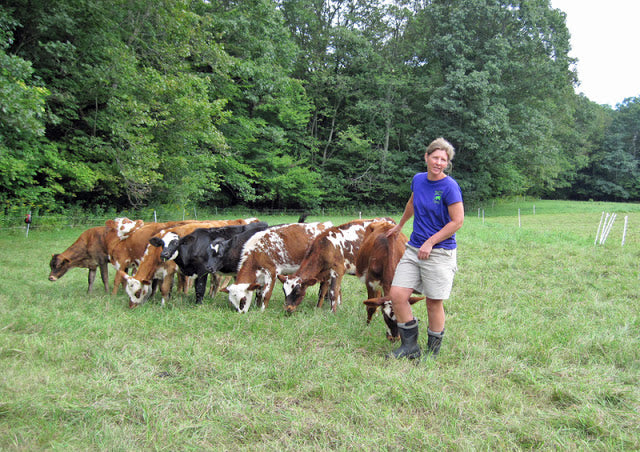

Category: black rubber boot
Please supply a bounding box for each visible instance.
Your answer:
[387,319,421,360]
[426,328,445,357]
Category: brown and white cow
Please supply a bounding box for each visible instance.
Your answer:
[356,221,409,318]
[279,218,395,313]
[120,219,255,307]
[224,221,333,313]
[355,221,425,340]
[49,226,112,293]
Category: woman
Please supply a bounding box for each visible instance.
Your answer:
[385,137,464,359]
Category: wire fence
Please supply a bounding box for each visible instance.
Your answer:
[0,206,403,232]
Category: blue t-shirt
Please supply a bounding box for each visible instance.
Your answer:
[409,173,463,250]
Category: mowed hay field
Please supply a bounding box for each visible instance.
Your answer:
[1,201,639,450]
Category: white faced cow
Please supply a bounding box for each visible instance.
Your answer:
[278,218,396,313]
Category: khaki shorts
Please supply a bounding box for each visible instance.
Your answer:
[391,245,457,300]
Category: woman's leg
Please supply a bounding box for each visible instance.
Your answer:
[389,285,417,324]
[425,297,444,332]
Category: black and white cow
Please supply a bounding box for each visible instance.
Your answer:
[150,221,269,304]
[158,217,260,261]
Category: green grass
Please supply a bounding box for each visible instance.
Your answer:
[1,203,639,450]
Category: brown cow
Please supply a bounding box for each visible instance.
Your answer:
[49,226,111,293]
[355,221,427,339]
[279,218,395,313]
[224,221,333,313]
[48,217,145,293]
[118,219,256,307]
[356,221,409,321]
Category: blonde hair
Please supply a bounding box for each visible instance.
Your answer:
[426,137,455,161]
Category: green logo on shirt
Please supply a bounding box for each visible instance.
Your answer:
[433,190,443,204]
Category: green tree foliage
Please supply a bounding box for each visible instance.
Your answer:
[1,0,638,211]
[402,0,578,202]
[0,6,54,208]
[573,97,640,200]
[197,0,322,209]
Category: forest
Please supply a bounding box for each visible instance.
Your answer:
[1,0,639,213]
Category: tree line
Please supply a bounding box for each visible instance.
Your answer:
[1,0,638,213]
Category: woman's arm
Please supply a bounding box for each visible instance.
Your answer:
[386,194,414,237]
[418,201,464,259]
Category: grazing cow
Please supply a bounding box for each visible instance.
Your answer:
[49,226,111,293]
[122,219,257,307]
[220,221,333,313]
[356,221,409,321]
[150,221,269,304]
[105,218,197,295]
[118,261,179,308]
[278,218,395,313]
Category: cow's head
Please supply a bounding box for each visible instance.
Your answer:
[224,283,258,313]
[205,238,229,274]
[151,231,181,261]
[48,254,71,281]
[119,270,152,308]
[363,296,424,341]
[278,275,317,312]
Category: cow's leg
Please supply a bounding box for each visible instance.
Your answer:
[99,262,110,293]
[316,278,330,308]
[150,278,160,298]
[111,266,125,296]
[87,266,97,294]
[180,275,194,294]
[211,275,232,297]
[160,272,175,307]
[177,273,187,293]
[260,278,277,311]
[208,273,225,298]
[254,285,265,310]
[194,274,208,304]
[328,272,345,312]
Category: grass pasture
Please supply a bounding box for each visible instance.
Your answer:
[1,201,639,450]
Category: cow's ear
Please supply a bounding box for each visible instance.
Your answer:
[277,274,287,283]
[363,297,385,307]
[105,220,115,228]
[408,296,425,305]
[220,287,230,293]
[307,277,318,286]
[117,270,129,281]
[248,283,261,291]
[149,237,163,247]
[141,279,151,285]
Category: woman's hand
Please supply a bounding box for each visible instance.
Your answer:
[418,241,433,260]
[385,224,402,238]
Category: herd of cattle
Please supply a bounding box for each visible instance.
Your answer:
[49,216,424,340]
